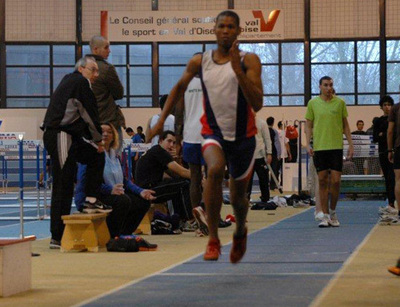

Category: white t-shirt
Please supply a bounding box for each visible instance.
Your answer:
[183,77,203,144]
[278,129,289,159]
[149,114,175,147]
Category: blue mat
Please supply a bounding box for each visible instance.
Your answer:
[83,201,382,307]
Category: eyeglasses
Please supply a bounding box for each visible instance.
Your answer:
[84,66,99,73]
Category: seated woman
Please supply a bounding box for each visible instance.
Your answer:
[75,122,156,238]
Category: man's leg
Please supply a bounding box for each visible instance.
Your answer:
[328,170,342,212]
[189,163,202,209]
[394,170,400,208]
[317,170,330,214]
[229,177,249,238]
[203,145,226,241]
[254,158,270,202]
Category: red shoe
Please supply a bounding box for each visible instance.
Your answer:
[230,228,247,264]
[204,239,221,261]
[388,266,400,276]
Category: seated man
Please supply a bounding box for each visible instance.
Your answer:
[135,130,193,223]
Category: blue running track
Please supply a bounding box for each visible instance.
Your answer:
[81,201,381,307]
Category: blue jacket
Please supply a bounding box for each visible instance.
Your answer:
[75,150,144,211]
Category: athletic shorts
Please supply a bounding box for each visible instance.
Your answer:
[393,147,400,169]
[183,142,204,165]
[202,135,256,180]
[313,149,343,172]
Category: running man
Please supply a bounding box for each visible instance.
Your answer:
[305,76,354,227]
[149,10,263,263]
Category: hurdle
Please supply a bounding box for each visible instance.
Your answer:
[0,139,51,221]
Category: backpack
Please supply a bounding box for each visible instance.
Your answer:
[286,125,299,140]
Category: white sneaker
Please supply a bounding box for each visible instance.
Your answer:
[318,214,331,228]
[379,206,398,215]
[329,211,340,227]
[314,211,324,221]
[379,215,400,225]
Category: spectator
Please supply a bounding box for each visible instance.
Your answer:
[145,95,175,147]
[42,56,111,249]
[135,130,193,224]
[351,120,366,135]
[131,126,145,180]
[75,123,156,237]
[247,117,272,202]
[137,126,145,143]
[374,96,396,216]
[88,35,126,151]
[125,127,135,138]
[266,117,281,190]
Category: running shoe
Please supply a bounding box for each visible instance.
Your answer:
[388,258,400,276]
[230,228,247,264]
[49,239,61,249]
[379,215,400,225]
[135,237,158,251]
[379,206,398,215]
[193,206,209,236]
[182,220,198,232]
[204,239,221,261]
[318,215,331,228]
[83,199,112,214]
[314,211,324,221]
[329,211,340,227]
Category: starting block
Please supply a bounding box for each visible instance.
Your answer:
[0,236,36,297]
[61,213,110,252]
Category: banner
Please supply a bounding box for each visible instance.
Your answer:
[0,132,25,140]
[102,10,284,42]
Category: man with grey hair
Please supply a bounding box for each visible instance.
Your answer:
[42,56,111,249]
[88,35,125,149]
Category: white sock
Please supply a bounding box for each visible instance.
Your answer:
[85,197,96,204]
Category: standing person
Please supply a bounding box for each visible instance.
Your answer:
[247,117,272,203]
[131,126,145,180]
[175,74,209,235]
[137,126,146,143]
[267,117,281,190]
[42,56,112,249]
[373,96,396,217]
[305,76,354,228]
[88,35,126,150]
[148,10,263,263]
[387,96,400,275]
[145,95,175,147]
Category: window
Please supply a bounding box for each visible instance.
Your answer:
[241,42,305,106]
[387,40,400,96]
[311,41,380,105]
[6,44,75,108]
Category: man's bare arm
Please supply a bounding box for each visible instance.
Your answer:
[305,119,313,156]
[230,41,263,112]
[167,161,191,179]
[343,117,354,159]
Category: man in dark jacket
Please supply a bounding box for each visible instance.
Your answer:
[42,56,111,249]
[88,36,125,150]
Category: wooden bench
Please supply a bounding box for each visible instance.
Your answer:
[61,213,110,252]
[0,236,36,297]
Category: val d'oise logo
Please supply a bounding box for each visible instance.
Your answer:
[252,10,281,32]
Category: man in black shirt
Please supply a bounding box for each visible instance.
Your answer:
[135,130,192,221]
[42,56,111,249]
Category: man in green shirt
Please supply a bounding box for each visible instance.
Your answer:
[305,76,354,227]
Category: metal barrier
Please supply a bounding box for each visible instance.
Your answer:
[0,139,51,223]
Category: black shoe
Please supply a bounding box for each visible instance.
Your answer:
[49,239,61,249]
[136,237,158,251]
[218,218,232,228]
[83,199,112,214]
